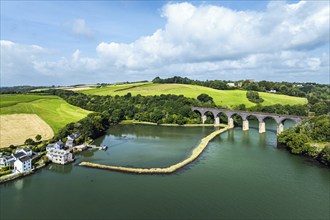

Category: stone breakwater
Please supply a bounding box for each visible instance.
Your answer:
[79,126,228,174]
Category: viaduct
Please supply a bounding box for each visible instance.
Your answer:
[192,107,306,134]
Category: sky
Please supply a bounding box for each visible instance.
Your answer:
[1,0,329,86]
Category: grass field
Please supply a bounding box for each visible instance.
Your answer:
[81,82,151,95]
[0,114,54,148]
[80,83,307,108]
[0,94,92,134]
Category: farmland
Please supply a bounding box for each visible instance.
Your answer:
[0,114,54,148]
[0,94,92,134]
[80,83,307,108]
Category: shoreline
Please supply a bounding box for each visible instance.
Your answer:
[79,126,228,174]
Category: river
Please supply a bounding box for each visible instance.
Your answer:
[1,121,329,220]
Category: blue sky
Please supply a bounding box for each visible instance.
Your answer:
[1,0,329,86]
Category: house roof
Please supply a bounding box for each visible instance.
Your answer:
[13,152,26,159]
[19,156,31,162]
[5,155,15,161]
[23,148,32,152]
[68,134,75,140]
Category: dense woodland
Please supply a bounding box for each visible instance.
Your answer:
[277,114,330,167]
[44,89,209,142]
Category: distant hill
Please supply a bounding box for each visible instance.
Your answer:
[79,82,307,108]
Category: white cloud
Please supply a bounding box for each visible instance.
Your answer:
[1,1,329,86]
[65,18,94,39]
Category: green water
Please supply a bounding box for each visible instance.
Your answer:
[1,123,329,220]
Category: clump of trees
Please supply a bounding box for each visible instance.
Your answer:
[277,114,330,167]
[153,76,232,90]
[246,91,264,104]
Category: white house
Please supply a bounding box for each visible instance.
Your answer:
[46,149,73,165]
[226,83,235,87]
[14,156,32,173]
[16,148,33,157]
[0,153,14,168]
[46,140,65,151]
[267,90,277,93]
[65,138,74,149]
[65,132,81,149]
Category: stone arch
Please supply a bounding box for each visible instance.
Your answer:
[260,115,281,124]
[279,117,300,124]
[280,118,299,130]
[204,110,216,124]
[213,111,228,127]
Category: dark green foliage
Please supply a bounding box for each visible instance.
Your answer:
[248,104,308,116]
[278,114,330,167]
[0,170,12,177]
[1,166,9,171]
[24,138,35,146]
[153,76,232,90]
[246,91,264,104]
[317,145,330,167]
[35,134,42,141]
[45,89,213,141]
[0,86,45,94]
[197,93,213,103]
[47,89,207,125]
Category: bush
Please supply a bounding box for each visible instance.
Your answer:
[1,166,9,171]
[246,91,264,104]
[317,145,330,167]
[0,170,12,177]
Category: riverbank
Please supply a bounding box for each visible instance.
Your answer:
[119,120,225,127]
[79,126,228,174]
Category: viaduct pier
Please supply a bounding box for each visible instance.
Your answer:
[192,107,306,134]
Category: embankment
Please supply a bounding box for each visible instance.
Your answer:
[79,126,228,174]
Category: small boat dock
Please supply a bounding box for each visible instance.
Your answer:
[86,145,108,151]
[73,144,108,152]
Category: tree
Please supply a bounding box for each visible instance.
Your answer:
[24,138,35,146]
[197,93,213,103]
[35,134,42,141]
[246,91,264,103]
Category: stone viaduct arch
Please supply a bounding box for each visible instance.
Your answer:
[192,107,305,135]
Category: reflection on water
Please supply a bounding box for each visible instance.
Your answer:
[259,133,266,146]
[46,163,73,174]
[14,179,24,190]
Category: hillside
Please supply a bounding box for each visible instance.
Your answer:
[0,94,92,133]
[80,83,307,108]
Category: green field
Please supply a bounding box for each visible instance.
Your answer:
[0,94,92,133]
[80,83,307,108]
[81,82,151,95]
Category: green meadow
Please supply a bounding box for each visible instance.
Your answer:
[80,82,151,95]
[0,94,92,133]
[80,83,307,108]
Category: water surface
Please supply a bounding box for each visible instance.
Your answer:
[1,123,329,220]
